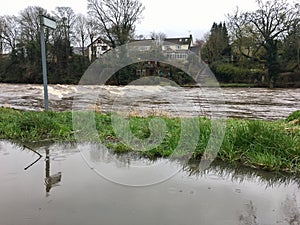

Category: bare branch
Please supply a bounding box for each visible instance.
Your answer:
[87,0,144,47]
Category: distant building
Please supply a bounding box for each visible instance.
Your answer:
[85,34,199,62]
[134,35,198,77]
[162,35,194,61]
[86,37,112,61]
[83,35,203,78]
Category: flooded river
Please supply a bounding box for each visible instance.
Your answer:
[1,84,300,224]
[0,83,299,120]
[0,141,299,225]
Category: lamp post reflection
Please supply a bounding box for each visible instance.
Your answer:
[44,148,62,197]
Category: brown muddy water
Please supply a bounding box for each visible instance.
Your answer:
[0,141,299,225]
[0,83,299,120]
[1,84,300,224]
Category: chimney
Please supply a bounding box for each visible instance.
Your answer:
[189,34,193,47]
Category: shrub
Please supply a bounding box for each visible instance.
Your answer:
[210,62,265,83]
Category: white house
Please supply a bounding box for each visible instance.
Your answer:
[86,35,199,64]
[87,38,111,61]
[163,35,193,61]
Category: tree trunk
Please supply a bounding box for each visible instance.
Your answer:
[265,40,279,88]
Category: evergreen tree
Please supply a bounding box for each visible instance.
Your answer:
[201,22,231,64]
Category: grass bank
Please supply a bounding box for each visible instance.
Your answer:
[220,83,256,88]
[0,108,299,173]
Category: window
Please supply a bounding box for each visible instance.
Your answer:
[102,46,108,51]
[136,69,142,76]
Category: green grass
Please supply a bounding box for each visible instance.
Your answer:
[219,119,300,172]
[286,110,300,125]
[0,108,74,141]
[220,83,256,88]
[0,107,299,173]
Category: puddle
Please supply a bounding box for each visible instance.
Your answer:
[0,140,299,225]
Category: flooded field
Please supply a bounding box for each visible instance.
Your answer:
[0,83,299,120]
[0,141,299,225]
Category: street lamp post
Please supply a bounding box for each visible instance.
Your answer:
[40,15,56,111]
[297,38,300,68]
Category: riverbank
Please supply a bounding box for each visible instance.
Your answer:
[0,108,299,173]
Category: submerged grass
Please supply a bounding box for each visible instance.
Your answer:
[0,107,299,173]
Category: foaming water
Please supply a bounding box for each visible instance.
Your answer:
[0,83,299,120]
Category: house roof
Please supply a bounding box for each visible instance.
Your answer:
[130,39,153,46]
[164,36,193,46]
[87,35,194,48]
[87,37,112,48]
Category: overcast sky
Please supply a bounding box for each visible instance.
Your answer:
[0,0,297,39]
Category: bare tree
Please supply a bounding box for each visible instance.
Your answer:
[150,31,166,44]
[74,14,88,56]
[86,17,99,61]
[18,6,48,42]
[87,0,145,48]
[0,17,4,54]
[0,15,19,53]
[52,7,76,44]
[228,0,300,86]
[194,39,205,48]
[135,34,146,40]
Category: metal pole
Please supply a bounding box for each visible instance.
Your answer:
[40,18,49,111]
[297,38,300,68]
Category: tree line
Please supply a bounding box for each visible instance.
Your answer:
[0,6,86,83]
[0,0,144,84]
[201,0,299,87]
[0,0,299,87]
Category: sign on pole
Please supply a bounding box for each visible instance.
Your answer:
[40,15,56,111]
[41,16,57,29]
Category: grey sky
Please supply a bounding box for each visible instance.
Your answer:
[0,0,297,39]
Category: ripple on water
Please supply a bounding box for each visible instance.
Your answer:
[0,84,299,119]
[0,141,299,225]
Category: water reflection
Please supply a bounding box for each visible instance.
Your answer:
[19,143,63,196]
[0,140,299,225]
[82,142,300,188]
[80,142,182,186]
[23,145,42,170]
[44,148,62,197]
[3,140,300,189]
[183,159,300,189]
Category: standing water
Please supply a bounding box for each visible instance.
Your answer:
[0,141,299,225]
